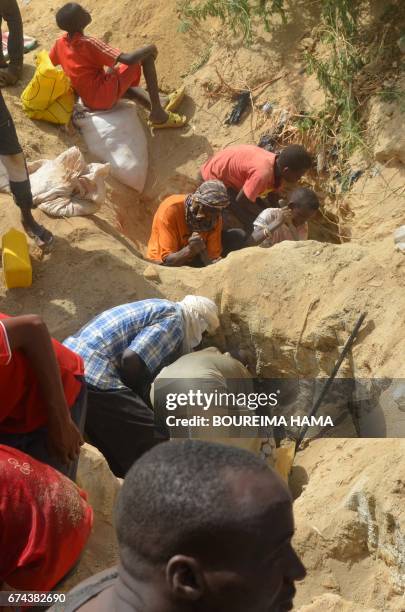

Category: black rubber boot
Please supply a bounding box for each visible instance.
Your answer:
[10,179,54,248]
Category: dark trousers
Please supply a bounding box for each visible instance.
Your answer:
[0,381,87,481]
[221,227,247,255]
[190,228,247,267]
[85,386,169,478]
[224,187,277,233]
[0,90,22,155]
[0,0,24,67]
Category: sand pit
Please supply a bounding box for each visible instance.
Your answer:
[0,0,404,608]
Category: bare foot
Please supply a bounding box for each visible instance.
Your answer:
[149,109,169,125]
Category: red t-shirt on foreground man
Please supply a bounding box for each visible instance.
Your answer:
[0,313,86,480]
[0,445,93,592]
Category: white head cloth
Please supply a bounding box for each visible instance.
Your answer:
[178,295,220,353]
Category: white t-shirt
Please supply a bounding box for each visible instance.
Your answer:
[253,208,308,247]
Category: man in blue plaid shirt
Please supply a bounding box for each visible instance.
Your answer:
[64,296,219,476]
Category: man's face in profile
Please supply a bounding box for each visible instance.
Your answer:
[201,471,306,612]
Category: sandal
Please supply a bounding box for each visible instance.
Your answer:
[165,86,186,113]
[148,111,187,130]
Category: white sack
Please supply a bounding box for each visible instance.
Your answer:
[73,100,148,192]
[27,146,109,218]
[0,160,10,192]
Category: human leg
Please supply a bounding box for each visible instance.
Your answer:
[113,58,185,127]
[124,86,168,110]
[113,63,169,110]
[0,94,53,246]
[6,160,53,247]
[125,85,185,113]
[0,0,23,85]
[85,386,168,477]
[5,0,23,72]
[140,55,186,127]
[138,54,167,124]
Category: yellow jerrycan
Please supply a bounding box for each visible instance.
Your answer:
[2,228,32,289]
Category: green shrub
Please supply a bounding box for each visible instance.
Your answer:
[178,0,286,42]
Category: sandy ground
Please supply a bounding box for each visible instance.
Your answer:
[0,0,404,609]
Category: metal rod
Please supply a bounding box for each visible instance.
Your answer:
[295,312,367,452]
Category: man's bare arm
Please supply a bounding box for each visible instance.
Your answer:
[164,236,210,267]
[2,315,83,463]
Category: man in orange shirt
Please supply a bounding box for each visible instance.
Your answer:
[147,180,246,267]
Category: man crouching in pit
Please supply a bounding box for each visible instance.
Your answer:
[147,180,246,267]
[150,346,276,466]
[50,440,306,612]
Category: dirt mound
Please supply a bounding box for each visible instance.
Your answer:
[296,594,377,612]
[292,439,405,611]
[0,0,404,608]
[61,444,121,590]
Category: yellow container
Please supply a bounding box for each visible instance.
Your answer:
[2,228,32,289]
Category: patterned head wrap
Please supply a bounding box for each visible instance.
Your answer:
[185,180,230,232]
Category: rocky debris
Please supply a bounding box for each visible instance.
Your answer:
[369,81,405,165]
[60,444,121,591]
[293,439,405,611]
[296,594,377,611]
[143,264,161,282]
[394,226,405,253]
[77,443,122,521]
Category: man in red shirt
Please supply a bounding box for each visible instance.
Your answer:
[200,144,313,231]
[0,445,93,594]
[49,3,186,129]
[0,313,86,480]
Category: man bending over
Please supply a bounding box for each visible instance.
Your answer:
[63,296,220,476]
[201,143,313,232]
[50,3,186,129]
